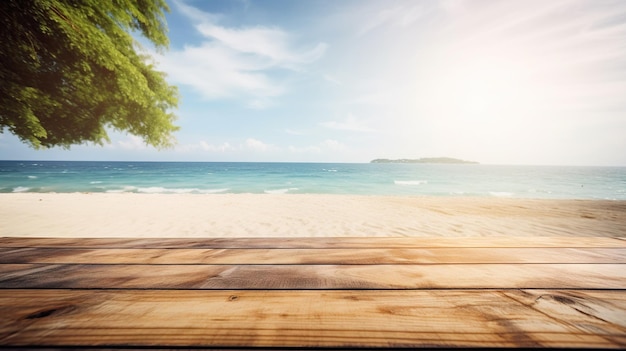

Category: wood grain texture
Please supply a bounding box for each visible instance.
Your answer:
[1,263,624,289]
[1,289,624,348]
[2,236,625,248]
[1,247,625,265]
[1,237,624,349]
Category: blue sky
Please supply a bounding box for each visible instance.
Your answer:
[1,0,625,165]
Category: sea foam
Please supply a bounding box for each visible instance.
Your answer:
[106,186,138,193]
[105,186,230,194]
[139,187,230,194]
[201,188,230,194]
[394,180,428,186]
[489,191,514,197]
[264,188,299,194]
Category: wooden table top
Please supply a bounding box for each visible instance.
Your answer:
[1,236,625,349]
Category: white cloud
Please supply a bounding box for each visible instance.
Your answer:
[321,114,375,132]
[288,139,347,154]
[196,23,326,66]
[176,141,236,153]
[200,141,235,152]
[175,137,347,159]
[155,0,327,108]
[320,139,346,151]
[117,136,148,150]
[178,138,276,153]
[159,43,281,99]
[245,138,272,152]
[174,0,221,23]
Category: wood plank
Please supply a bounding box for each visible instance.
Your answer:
[2,236,625,249]
[1,263,625,289]
[1,289,624,348]
[504,289,626,332]
[1,247,625,264]
[2,237,624,349]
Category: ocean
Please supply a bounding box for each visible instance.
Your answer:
[0,161,625,199]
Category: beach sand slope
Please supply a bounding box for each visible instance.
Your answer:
[1,193,625,237]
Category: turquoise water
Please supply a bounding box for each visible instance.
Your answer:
[0,161,625,199]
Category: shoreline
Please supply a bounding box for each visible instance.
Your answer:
[1,193,625,238]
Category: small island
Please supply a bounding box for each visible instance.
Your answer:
[371,157,479,164]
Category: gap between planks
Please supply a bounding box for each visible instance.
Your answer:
[1,236,625,249]
[0,247,625,265]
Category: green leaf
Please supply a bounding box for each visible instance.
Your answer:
[0,0,179,149]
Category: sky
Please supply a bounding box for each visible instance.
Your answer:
[1,0,626,165]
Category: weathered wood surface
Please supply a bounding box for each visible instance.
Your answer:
[0,237,625,349]
[1,263,625,289]
[1,289,625,348]
[1,247,625,264]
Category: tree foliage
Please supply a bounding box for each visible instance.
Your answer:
[0,0,179,149]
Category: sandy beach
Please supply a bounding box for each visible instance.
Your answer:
[1,193,624,238]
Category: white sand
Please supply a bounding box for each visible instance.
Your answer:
[1,193,625,237]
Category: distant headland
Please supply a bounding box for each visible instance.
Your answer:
[370,157,479,164]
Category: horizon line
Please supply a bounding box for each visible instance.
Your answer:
[1,159,625,168]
